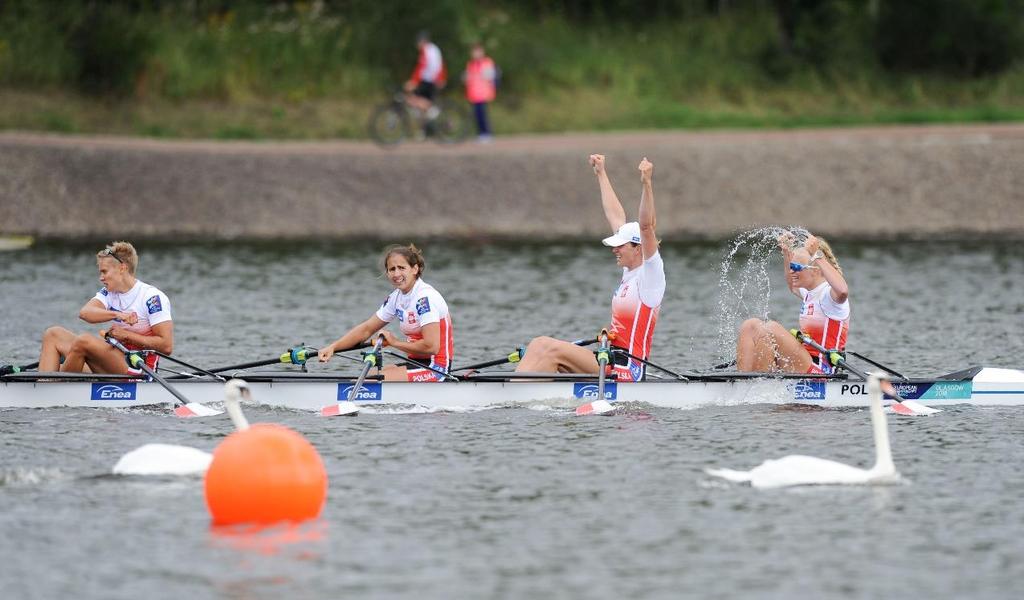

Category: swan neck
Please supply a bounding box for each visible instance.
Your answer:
[225,393,250,431]
[870,382,895,473]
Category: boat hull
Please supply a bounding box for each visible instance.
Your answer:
[2,367,1022,411]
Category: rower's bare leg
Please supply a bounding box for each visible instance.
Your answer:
[763,321,816,373]
[515,337,600,374]
[39,326,76,371]
[737,319,779,372]
[382,365,408,381]
[62,334,128,374]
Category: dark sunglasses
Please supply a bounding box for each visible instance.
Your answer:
[788,261,820,273]
[99,247,124,264]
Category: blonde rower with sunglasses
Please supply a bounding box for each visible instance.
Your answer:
[736,231,849,374]
[37,241,173,375]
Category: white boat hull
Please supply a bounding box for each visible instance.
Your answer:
[2,367,1022,411]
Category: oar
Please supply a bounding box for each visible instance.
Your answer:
[575,330,615,416]
[148,351,224,380]
[105,337,222,418]
[186,345,330,377]
[452,337,598,373]
[320,334,384,417]
[789,329,939,416]
[0,361,39,376]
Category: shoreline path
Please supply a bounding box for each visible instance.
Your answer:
[2,123,1022,240]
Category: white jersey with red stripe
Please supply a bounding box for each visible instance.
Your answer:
[798,281,850,374]
[609,252,665,382]
[375,278,453,379]
[411,42,443,84]
[93,279,172,371]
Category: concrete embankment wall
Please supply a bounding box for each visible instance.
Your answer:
[2,125,1023,240]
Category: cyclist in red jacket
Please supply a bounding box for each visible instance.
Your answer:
[404,31,445,119]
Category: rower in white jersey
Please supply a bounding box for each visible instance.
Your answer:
[318,244,454,381]
[516,155,665,381]
[736,230,850,374]
[37,241,174,375]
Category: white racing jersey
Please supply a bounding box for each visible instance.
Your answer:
[93,279,172,372]
[376,278,453,373]
[798,281,850,373]
[609,252,665,382]
[93,279,173,344]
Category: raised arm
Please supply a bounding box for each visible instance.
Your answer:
[637,157,658,259]
[804,235,848,303]
[778,232,801,298]
[589,154,626,232]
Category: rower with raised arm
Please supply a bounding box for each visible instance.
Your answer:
[318,244,454,381]
[515,155,666,381]
[736,231,850,373]
[37,241,173,375]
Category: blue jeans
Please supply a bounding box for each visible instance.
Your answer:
[472,102,491,136]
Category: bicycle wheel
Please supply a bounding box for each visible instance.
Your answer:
[430,99,471,144]
[368,103,409,146]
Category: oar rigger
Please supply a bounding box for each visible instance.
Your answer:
[104,336,223,418]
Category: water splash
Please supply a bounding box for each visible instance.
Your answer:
[0,466,67,486]
[714,226,804,363]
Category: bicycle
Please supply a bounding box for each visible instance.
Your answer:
[367,88,471,147]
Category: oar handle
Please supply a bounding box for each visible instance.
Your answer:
[0,361,39,376]
[595,330,610,366]
[346,335,385,402]
[596,330,611,400]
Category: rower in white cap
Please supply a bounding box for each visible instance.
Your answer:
[515,155,665,381]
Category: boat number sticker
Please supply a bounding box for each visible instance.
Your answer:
[887,381,973,400]
[573,382,617,401]
[337,382,383,401]
[91,383,138,401]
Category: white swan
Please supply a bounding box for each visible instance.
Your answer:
[112,379,251,476]
[112,443,213,476]
[705,374,900,488]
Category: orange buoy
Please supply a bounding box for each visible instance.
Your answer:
[204,423,328,526]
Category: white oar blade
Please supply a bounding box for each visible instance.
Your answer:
[575,399,615,416]
[320,401,360,417]
[891,399,940,416]
[174,402,223,418]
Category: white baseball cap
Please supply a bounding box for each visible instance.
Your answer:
[602,222,642,247]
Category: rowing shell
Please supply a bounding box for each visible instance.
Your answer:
[2,367,1022,411]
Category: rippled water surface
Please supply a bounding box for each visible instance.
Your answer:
[1,240,1023,599]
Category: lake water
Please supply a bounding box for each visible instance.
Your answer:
[1,239,1022,599]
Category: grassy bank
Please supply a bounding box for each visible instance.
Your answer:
[1,2,1023,139]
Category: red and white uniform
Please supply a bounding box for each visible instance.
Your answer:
[411,42,444,85]
[376,278,453,382]
[798,281,850,374]
[609,252,665,382]
[93,280,172,373]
